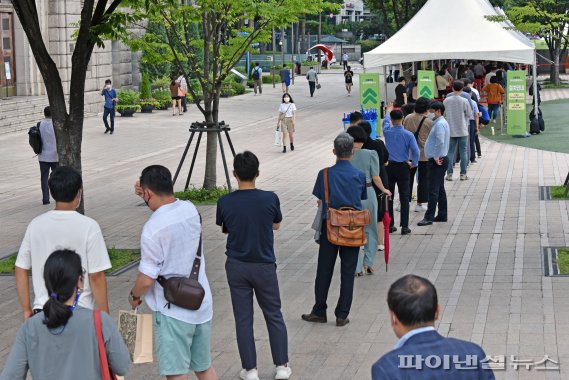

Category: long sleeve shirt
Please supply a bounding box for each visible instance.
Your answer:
[424,116,450,159]
[382,122,420,167]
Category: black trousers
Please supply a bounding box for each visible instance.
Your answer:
[309,81,316,97]
[39,161,58,203]
[226,258,288,370]
[103,107,115,132]
[312,223,359,320]
[409,161,429,203]
[475,133,482,156]
[469,120,477,162]
[387,162,411,228]
[181,96,187,112]
[425,157,448,221]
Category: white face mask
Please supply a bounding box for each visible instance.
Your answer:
[106,84,111,89]
[427,112,436,120]
[283,97,290,103]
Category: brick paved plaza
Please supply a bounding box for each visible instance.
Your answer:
[1,71,569,379]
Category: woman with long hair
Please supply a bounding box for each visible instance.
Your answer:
[0,250,130,380]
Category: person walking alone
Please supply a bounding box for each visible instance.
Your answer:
[279,64,291,93]
[277,93,297,153]
[251,63,263,96]
[101,79,117,134]
[306,67,318,97]
[35,106,59,205]
[344,66,354,96]
[216,152,292,380]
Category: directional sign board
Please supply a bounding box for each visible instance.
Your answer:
[417,70,435,99]
[506,70,527,135]
[359,73,380,108]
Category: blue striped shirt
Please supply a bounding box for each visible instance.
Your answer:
[382,121,420,167]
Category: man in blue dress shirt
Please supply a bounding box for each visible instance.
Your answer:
[418,101,450,226]
[302,133,367,327]
[101,79,117,134]
[371,274,495,380]
[383,108,420,235]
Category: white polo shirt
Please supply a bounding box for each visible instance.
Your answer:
[16,211,111,310]
[138,200,213,325]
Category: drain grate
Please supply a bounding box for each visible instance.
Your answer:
[543,247,569,277]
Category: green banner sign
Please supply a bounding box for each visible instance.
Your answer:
[359,73,380,108]
[506,70,527,135]
[417,70,436,99]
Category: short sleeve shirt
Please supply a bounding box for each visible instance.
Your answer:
[313,160,367,220]
[279,103,296,117]
[394,84,406,107]
[216,189,282,263]
[38,119,59,163]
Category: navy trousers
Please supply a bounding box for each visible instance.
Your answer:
[226,258,288,370]
[425,157,448,221]
[103,107,115,132]
[39,161,58,203]
[312,223,359,320]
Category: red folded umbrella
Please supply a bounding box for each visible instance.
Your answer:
[381,195,391,271]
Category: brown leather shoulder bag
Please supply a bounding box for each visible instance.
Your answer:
[323,167,371,247]
[157,229,205,311]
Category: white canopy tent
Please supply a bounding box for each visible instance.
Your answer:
[363,0,538,114]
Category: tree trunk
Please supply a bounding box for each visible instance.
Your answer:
[202,93,217,189]
[551,46,561,85]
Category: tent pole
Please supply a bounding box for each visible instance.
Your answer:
[383,66,388,104]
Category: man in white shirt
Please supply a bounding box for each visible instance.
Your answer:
[16,166,111,320]
[177,73,188,112]
[130,165,217,380]
[37,106,59,205]
[342,52,349,70]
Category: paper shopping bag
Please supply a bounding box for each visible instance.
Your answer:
[274,128,282,146]
[118,310,153,364]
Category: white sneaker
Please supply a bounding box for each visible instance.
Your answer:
[378,244,385,251]
[415,204,428,212]
[460,174,469,181]
[240,369,260,380]
[275,365,292,380]
[445,175,453,181]
[395,203,401,212]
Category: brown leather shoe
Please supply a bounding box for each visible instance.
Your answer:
[336,318,350,327]
[301,313,327,323]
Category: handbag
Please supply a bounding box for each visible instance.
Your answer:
[94,310,118,380]
[118,310,153,364]
[323,168,371,247]
[274,127,282,146]
[156,231,205,310]
[316,83,322,90]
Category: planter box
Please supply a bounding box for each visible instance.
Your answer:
[117,108,137,117]
[140,104,155,113]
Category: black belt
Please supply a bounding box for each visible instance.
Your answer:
[366,182,372,187]
[388,161,409,165]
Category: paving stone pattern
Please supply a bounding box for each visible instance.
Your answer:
[0,71,569,380]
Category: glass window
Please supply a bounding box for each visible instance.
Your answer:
[2,37,9,50]
[2,18,9,31]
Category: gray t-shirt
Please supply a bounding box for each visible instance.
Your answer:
[38,119,58,163]
[306,69,318,82]
[443,95,470,137]
[0,307,131,380]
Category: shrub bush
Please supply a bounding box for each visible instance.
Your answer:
[140,72,152,99]
[358,40,381,54]
[117,89,140,105]
[152,76,171,90]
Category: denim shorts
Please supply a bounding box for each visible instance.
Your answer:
[154,312,212,375]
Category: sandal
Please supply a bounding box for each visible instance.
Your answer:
[366,267,375,275]
[356,272,365,277]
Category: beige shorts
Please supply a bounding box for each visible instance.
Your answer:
[281,118,295,134]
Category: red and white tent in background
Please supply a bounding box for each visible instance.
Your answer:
[363,0,538,107]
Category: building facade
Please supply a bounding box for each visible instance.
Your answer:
[0,0,140,132]
[335,0,372,24]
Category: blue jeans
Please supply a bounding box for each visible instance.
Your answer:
[103,107,115,132]
[488,103,501,121]
[447,136,469,175]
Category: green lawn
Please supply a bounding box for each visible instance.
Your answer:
[0,249,140,275]
[551,186,569,200]
[557,248,569,275]
[479,99,569,154]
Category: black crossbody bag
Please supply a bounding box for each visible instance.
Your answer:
[157,228,205,311]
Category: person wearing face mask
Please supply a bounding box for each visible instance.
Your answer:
[277,93,297,153]
[15,167,112,321]
[101,79,117,134]
[132,166,218,380]
[403,97,433,214]
[1,250,131,380]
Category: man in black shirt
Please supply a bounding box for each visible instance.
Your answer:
[216,151,291,380]
[394,77,407,107]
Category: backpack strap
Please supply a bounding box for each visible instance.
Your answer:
[94,310,112,380]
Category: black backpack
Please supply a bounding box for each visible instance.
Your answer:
[529,107,545,134]
[28,122,42,154]
[252,67,260,80]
